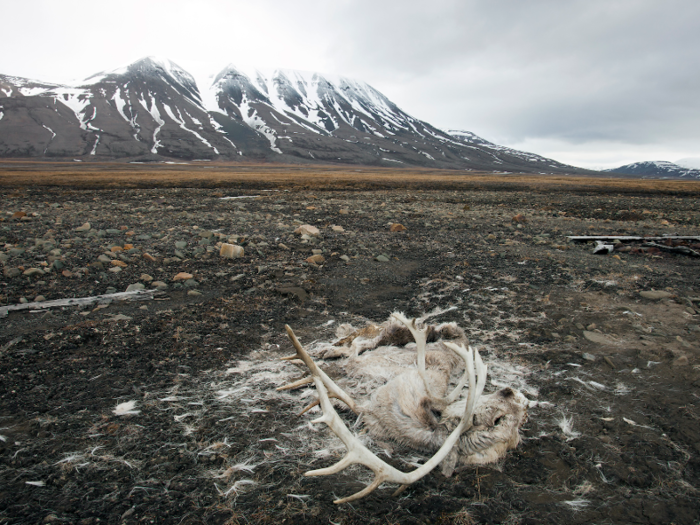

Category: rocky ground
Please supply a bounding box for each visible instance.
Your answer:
[1,182,699,524]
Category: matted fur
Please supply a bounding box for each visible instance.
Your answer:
[301,313,529,470]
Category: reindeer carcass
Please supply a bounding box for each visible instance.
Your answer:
[279,312,528,503]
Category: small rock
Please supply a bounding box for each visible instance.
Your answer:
[294,224,320,236]
[34,295,46,302]
[151,281,167,289]
[23,268,45,277]
[140,274,153,282]
[673,355,689,367]
[220,243,244,258]
[173,272,193,281]
[306,254,325,264]
[184,279,199,288]
[582,352,596,361]
[143,253,157,262]
[575,323,585,330]
[111,260,127,268]
[187,290,202,296]
[511,214,527,224]
[389,223,406,232]
[339,209,350,215]
[375,255,390,262]
[62,270,74,277]
[98,254,112,263]
[175,241,188,249]
[583,331,614,345]
[277,286,308,302]
[12,211,27,219]
[278,243,290,250]
[4,267,21,278]
[108,267,122,273]
[586,323,596,330]
[19,297,28,304]
[331,225,345,232]
[640,290,673,300]
[125,283,145,292]
[340,255,351,262]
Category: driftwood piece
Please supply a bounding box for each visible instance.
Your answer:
[643,242,700,257]
[568,236,700,242]
[0,289,161,318]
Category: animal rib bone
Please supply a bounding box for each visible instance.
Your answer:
[281,323,487,504]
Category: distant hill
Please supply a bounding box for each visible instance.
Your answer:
[605,160,700,180]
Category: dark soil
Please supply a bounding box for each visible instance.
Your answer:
[1,183,699,524]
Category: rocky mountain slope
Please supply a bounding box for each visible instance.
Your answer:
[0,57,589,173]
[606,160,700,179]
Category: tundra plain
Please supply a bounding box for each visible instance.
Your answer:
[1,163,699,524]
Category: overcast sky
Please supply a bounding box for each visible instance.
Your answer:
[3,0,699,169]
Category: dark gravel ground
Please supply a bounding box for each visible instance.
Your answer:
[1,184,699,524]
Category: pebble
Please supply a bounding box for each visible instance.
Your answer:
[175,241,188,249]
[389,223,406,232]
[187,290,202,296]
[220,243,244,258]
[143,253,157,262]
[306,254,325,264]
[23,268,45,277]
[151,281,167,289]
[640,290,673,300]
[340,255,350,262]
[339,209,349,214]
[583,331,614,345]
[278,243,290,250]
[98,254,112,263]
[34,295,46,302]
[126,283,145,292]
[582,352,596,361]
[108,267,122,273]
[331,225,345,232]
[673,355,689,367]
[4,268,21,278]
[173,272,193,281]
[140,274,153,282]
[295,224,320,236]
[375,255,390,262]
[184,279,199,288]
[111,260,127,268]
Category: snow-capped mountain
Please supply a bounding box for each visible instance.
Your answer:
[605,161,700,179]
[0,56,589,173]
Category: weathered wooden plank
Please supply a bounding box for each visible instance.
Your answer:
[0,289,161,318]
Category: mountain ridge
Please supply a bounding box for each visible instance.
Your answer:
[0,56,591,173]
[605,160,700,180]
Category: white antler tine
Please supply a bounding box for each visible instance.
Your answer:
[391,312,430,392]
[442,341,472,404]
[285,325,358,414]
[276,376,314,391]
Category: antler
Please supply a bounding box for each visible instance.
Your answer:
[278,326,359,415]
[392,312,474,405]
[282,323,487,504]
